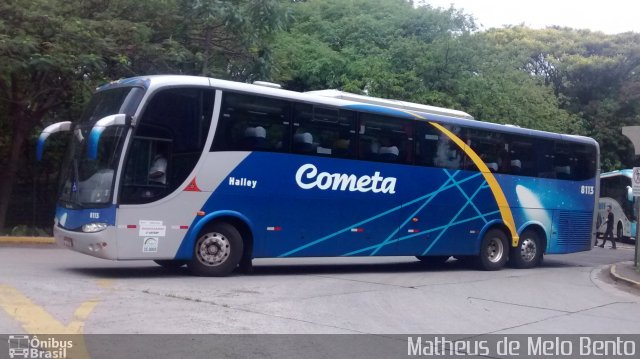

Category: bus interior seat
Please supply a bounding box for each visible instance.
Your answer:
[555,165,572,179]
[378,146,399,162]
[510,159,522,174]
[485,162,498,172]
[333,138,351,157]
[316,146,332,155]
[293,132,314,153]
[243,126,267,150]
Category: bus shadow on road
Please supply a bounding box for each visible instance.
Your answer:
[60,258,536,279]
[59,256,561,278]
[64,265,191,279]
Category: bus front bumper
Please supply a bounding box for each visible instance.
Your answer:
[54,223,118,260]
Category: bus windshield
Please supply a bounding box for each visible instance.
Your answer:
[58,87,143,208]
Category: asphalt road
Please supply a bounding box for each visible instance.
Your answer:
[0,243,638,336]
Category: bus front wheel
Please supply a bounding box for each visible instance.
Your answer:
[188,222,244,277]
[476,229,508,271]
[509,230,542,269]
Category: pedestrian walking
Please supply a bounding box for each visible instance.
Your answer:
[599,204,617,249]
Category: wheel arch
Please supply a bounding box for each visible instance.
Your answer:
[174,210,254,260]
[518,221,548,254]
[478,220,512,251]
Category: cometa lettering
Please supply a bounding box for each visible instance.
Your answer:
[295,163,397,194]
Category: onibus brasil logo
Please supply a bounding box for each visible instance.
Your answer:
[8,335,73,359]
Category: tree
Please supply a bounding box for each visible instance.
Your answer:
[0,0,290,232]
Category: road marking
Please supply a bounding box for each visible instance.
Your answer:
[0,283,105,358]
[96,279,114,289]
[0,284,98,333]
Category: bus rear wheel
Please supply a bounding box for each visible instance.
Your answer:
[476,229,508,271]
[509,230,542,269]
[188,222,243,277]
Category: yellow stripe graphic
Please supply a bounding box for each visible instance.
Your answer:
[396,108,519,246]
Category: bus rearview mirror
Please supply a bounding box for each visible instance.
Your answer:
[88,114,131,160]
[36,121,72,161]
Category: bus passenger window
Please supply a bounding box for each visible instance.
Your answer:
[292,104,356,158]
[358,113,412,164]
[212,93,291,153]
[415,124,440,167]
[554,142,575,180]
[507,135,536,177]
[432,124,462,170]
[464,128,505,173]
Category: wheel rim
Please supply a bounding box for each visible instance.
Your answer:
[520,237,537,262]
[486,237,504,263]
[196,232,231,267]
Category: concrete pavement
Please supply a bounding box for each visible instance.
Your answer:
[3,236,640,293]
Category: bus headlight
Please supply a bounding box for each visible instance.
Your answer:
[82,223,108,233]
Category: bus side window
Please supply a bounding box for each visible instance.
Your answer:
[415,123,440,167]
[292,104,356,158]
[536,139,556,178]
[121,88,215,204]
[507,135,535,176]
[464,128,505,173]
[432,124,462,170]
[565,142,597,181]
[212,92,291,153]
[358,113,412,164]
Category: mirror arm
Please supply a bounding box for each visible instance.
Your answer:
[88,114,132,160]
[36,121,72,161]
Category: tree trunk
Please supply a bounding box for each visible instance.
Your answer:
[0,116,28,233]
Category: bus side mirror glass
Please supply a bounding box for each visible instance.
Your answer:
[88,114,131,160]
[36,121,72,161]
[627,186,634,202]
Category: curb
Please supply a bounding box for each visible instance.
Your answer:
[0,236,55,245]
[609,263,640,289]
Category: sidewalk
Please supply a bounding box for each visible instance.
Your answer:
[0,236,54,244]
[610,260,640,289]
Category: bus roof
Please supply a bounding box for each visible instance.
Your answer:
[304,89,474,120]
[100,75,598,147]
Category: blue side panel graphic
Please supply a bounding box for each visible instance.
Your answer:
[55,205,116,230]
[173,152,596,259]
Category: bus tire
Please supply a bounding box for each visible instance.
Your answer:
[415,255,450,266]
[476,229,508,271]
[617,222,623,240]
[154,260,187,269]
[509,230,542,269]
[188,222,244,277]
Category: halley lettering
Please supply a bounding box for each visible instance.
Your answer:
[295,164,396,194]
[228,177,257,189]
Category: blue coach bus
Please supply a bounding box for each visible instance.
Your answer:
[37,75,599,276]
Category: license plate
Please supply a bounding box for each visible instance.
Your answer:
[63,237,73,248]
